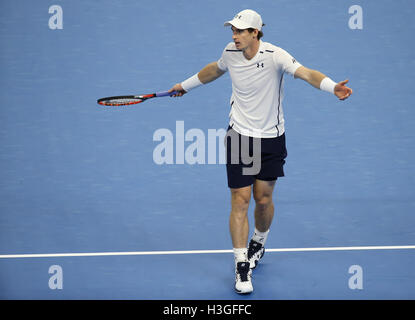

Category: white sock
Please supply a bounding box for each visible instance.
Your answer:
[252,228,269,246]
[233,248,248,264]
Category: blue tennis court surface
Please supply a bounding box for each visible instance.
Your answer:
[1,0,414,299]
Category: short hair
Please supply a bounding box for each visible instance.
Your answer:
[247,25,264,40]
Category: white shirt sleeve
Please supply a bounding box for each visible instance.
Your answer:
[273,48,302,76]
[217,48,228,72]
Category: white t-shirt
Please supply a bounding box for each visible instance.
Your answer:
[217,41,302,138]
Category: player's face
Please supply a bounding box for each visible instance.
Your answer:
[231,26,257,50]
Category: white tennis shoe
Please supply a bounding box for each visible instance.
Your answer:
[248,239,265,269]
[235,262,253,294]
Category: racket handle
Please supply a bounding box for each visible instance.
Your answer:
[156,91,177,97]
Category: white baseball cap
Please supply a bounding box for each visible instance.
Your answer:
[224,9,263,31]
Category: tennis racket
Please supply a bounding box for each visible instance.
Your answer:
[97,90,178,106]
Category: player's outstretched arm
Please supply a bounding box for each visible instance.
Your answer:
[294,66,352,100]
[169,62,226,97]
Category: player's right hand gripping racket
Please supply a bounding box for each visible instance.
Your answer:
[97,90,178,106]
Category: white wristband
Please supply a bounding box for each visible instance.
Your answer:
[320,77,337,94]
[181,74,203,92]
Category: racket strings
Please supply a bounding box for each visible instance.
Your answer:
[98,98,143,106]
[97,92,161,106]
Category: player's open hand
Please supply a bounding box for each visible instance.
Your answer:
[169,84,187,97]
[335,79,353,100]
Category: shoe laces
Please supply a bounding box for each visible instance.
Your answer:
[247,240,262,259]
[236,262,251,282]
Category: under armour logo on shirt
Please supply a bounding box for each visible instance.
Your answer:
[257,62,264,68]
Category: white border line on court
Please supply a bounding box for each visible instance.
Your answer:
[0,245,415,259]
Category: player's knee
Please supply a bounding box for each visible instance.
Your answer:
[253,193,273,209]
[231,192,250,213]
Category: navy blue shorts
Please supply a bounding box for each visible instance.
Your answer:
[225,127,287,189]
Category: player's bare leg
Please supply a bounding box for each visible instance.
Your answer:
[230,185,252,248]
[248,179,277,268]
[253,179,276,232]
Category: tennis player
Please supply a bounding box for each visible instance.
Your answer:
[169,9,352,294]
